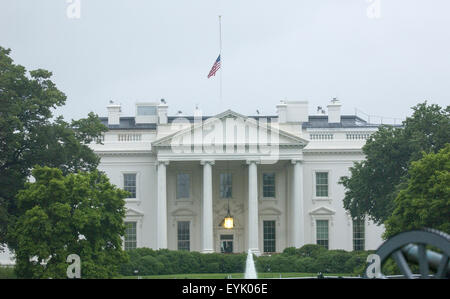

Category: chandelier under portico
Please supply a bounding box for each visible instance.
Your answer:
[219,161,234,229]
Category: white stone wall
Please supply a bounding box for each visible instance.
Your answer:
[0,105,388,265]
[97,154,157,249]
[90,111,385,253]
[96,153,384,252]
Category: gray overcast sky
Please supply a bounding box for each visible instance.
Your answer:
[0,0,449,122]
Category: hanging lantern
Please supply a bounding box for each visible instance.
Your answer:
[223,208,234,229]
[219,205,234,229]
[219,161,234,229]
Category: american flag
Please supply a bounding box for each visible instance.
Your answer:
[207,55,221,78]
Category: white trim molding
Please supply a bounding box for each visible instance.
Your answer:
[124,207,144,249]
[121,171,141,204]
[309,206,336,249]
[312,169,332,203]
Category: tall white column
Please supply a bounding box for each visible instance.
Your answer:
[201,160,214,253]
[157,160,169,249]
[247,159,260,256]
[291,159,304,248]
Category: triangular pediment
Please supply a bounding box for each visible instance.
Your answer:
[309,206,336,216]
[126,207,144,216]
[152,110,308,149]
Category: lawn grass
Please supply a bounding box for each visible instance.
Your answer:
[119,272,358,279]
[0,266,16,279]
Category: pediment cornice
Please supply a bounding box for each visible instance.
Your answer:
[309,206,336,216]
[151,110,309,150]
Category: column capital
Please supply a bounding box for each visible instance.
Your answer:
[246,159,260,165]
[291,159,303,165]
[157,160,170,166]
[200,160,215,166]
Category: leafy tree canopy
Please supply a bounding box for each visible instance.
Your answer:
[340,102,450,225]
[9,166,129,278]
[383,144,450,238]
[0,46,107,248]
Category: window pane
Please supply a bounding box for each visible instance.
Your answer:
[124,173,136,198]
[220,173,232,198]
[316,220,329,249]
[353,219,365,251]
[317,239,329,249]
[124,222,137,251]
[177,173,190,199]
[177,221,190,251]
[316,172,328,184]
[263,173,276,198]
[263,221,276,253]
[315,172,328,197]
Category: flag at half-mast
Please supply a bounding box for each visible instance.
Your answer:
[207,55,221,78]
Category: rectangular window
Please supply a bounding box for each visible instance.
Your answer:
[177,221,190,251]
[316,220,329,249]
[315,172,329,197]
[220,173,232,198]
[263,220,276,253]
[353,219,365,251]
[220,234,233,253]
[124,222,137,251]
[123,173,137,198]
[263,173,276,198]
[176,173,190,199]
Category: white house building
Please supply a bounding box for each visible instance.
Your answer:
[91,99,385,255]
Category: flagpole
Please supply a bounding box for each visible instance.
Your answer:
[219,15,223,106]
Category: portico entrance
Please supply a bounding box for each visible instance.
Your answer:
[150,110,308,255]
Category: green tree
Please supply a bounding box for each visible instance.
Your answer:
[339,102,450,225]
[8,166,128,278]
[0,46,107,248]
[403,103,450,159]
[384,144,450,238]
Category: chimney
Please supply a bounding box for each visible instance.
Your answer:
[327,98,341,123]
[107,102,121,125]
[277,100,308,123]
[158,100,168,124]
[276,101,287,123]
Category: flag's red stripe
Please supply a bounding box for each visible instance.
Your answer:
[207,61,221,78]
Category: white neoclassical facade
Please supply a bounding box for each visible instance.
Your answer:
[91,100,385,255]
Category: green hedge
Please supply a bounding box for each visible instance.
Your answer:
[119,245,374,276]
[256,246,373,274]
[119,248,248,276]
[0,245,396,278]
